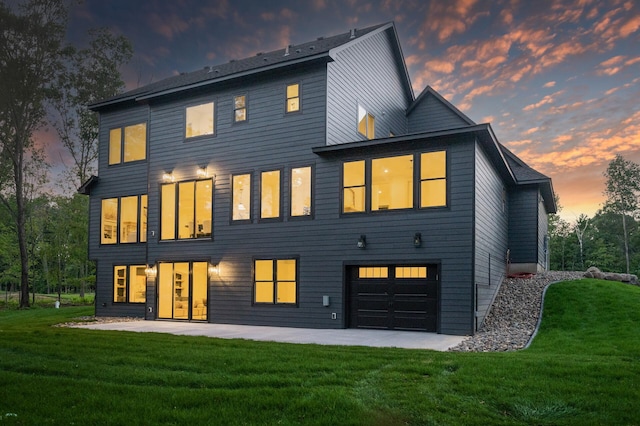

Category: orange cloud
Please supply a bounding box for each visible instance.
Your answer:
[148,13,189,41]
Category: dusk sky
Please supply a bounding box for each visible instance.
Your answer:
[43,0,640,222]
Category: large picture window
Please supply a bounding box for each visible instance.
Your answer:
[113,265,146,303]
[186,102,214,138]
[101,195,148,244]
[371,155,413,210]
[290,166,312,217]
[254,259,297,304]
[232,174,251,221]
[260,170,281,219]
[109,123,146,165]
[161,179,213,240]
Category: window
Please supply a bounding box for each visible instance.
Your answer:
[358,105,375,139]
[232,174,251,221]
[395,266,427,278]
[343,160,365,213]
[101,195,147,244]
[286,83,300,113]
[234,95,247,122]
[260,170,281,219]
[254,259,297,304]
[161,179,213,240]
[358,267,389,279]
[186,102,214,138]
[113,265,146,303]
[158,262,208,320]
[372,155,413,210]
[109,123,146,165]
[420,151,447,208]
[291,166,312,217]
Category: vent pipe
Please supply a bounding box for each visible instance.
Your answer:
[284,45,291,56]
[349,28,356,39]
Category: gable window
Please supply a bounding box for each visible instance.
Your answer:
[113,265,146,303]
[254,259,297,304]
[290,166,312,217]
[286,83,300,113]
[343,160,366,213]
[357,105,375,139]
[101,195,148,244]
[420,151,447,208]
[260,170,281,219]
[161,179,213,240]
[232,173,251,221]
[186,102,214,138]
[234,95,247,122]
[109,123,146,165]
[372,155,413,210]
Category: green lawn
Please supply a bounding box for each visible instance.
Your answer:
[1,279,638,425]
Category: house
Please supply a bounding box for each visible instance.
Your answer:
[81,22,556,336]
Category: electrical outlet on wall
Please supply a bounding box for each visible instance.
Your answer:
[331,313,337,320]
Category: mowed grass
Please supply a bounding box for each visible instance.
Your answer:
[1,279,638,425]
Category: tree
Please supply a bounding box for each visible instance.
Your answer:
[603,154,640,274]
[573,214,590,270]
[0,0,68,307]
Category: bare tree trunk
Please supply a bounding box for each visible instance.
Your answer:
[622,213,630,274]
[15,151,30,308]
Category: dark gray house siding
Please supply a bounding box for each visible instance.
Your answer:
[538,195,550,269]
[507,187,540,273]
[407,90,472,134]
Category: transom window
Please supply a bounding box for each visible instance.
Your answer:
[232,173,251,221]
[161,179,213,240]
[254,259,297,304]
[358,105,375,139]
[290,166,312,217]
[186,102,214,138]
[260,170,281,219]
[234,95,247,122]
[113,265,146,303]
[101,195,147,244]
[109,123,146,165]
[286,83,300,113]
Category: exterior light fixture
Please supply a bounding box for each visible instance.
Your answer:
[162,172,174,183]
[414,232,422,248]
[197,167,208,178]
[208,263,219,278]
[357,235,366,249]
[145,265,157,278]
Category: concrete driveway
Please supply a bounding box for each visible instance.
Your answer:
[75,321,467,351]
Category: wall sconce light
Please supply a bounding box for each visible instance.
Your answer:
[357,235,366,249]
[208,263,219,278]
[197,167,208,178]
[162,172,174,183]
[413,232,422,248]
[145,265,157,278]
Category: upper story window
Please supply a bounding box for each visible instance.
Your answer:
[286,83,300,113]
[161,179,213,240]
[254,258,297,304]
[109,123,146,165]
[186,102,214,138]
[260,170,281,219]
[357,105,375,139]
[101,195,147,244]
[232,173,252,221]
[234,95,247,122]
[342,151,447,214]
[113,265,146,303]
[290,166,312,217]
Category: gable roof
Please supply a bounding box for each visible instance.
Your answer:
[407,86,475,125]
[89,22,395,111]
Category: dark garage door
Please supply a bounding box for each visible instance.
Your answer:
[348,265,438,332]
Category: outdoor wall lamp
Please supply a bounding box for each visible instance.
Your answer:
[197,167,208,178]
[208,263,220,278]
[145,265,157,278]
[162,172,175,183]
[357,234,367,249]
[414,232,422,248]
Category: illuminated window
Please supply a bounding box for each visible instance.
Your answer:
[358,267,389,279]
[343,160,365,213]
[234,95,246,122]
[286,83,300,113]
[113,265,146,303]
[101,195,147,244]
[395,266,427,279]
[109,123,146,165]
[421,151,447,208]
[254,259,297,304]
[357,105,375,139]
[291,166,312,217]
[232,174,251,221]
[161,179,213,240]
[186,102,214,138]
[372,155,413,210]
[260,170,281,219]
[157,262,208,320]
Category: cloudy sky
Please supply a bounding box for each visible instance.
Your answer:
[53,0,640,221]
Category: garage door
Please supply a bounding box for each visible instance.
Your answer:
[348,265,438,332]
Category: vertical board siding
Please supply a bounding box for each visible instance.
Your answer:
[538,194,549,269]
[508,187,539,264]
[408,94,471,133]
[326,29,409,145]
[474,142,508,329]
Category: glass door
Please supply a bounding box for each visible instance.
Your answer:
[157,262,208,321]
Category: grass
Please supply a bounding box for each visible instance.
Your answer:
[0,292,94,309]
[0,279,638,425]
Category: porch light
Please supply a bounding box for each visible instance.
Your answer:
[162,172,175,183]
[197,167,208,178]
[145,265,157,278]
[357,235,366,249]
[208,263,219,278]
[414,232,422,248]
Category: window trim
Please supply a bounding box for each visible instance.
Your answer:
[108,122,148,166]
[285,83,301,114]
[288,164,314,220]
[159,178,215,241]
[230,172,253,223]
[252,257,299,306]
[113,264,147,304]
[259,168,284,222]
[100,194,148,245]
[184,100,216,141]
